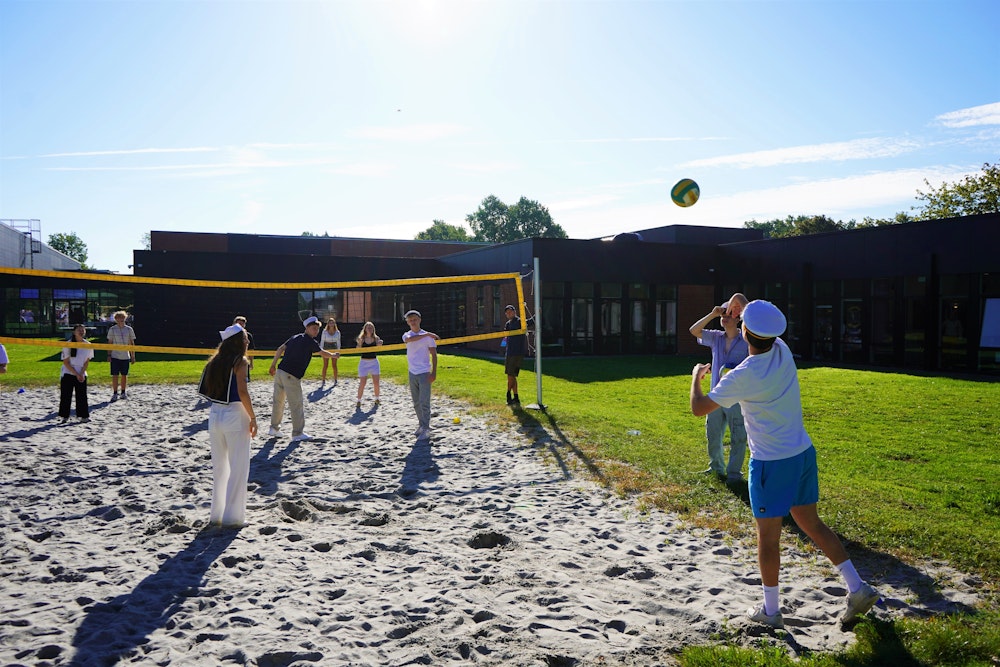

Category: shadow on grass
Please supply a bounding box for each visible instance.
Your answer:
[509,404,605,484]
[830,617,925,667]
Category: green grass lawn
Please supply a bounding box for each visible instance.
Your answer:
[3,340,998,666]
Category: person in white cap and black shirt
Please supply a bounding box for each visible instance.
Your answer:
[268,316,337,442]
[689,297,879,630]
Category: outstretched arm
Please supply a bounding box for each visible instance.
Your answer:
[690,363,721,416]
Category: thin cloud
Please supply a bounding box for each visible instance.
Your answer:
[681,137,921,169]
[39,147,219,158]
[352,123,468,142]
[549,194,620,212]
[935,101,1000,128]
[566,136,728,144]
[332,162,397,177]
[46,158,342,172]
[556,165,980,239]
[452,160,520,173]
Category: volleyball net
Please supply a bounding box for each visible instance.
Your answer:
[0,267,528,358]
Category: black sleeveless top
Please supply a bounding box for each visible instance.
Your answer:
[360,339,378,360]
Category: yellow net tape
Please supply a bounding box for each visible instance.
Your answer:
[0,268,528,356]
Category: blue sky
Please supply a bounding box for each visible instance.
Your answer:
[1,0,998,274]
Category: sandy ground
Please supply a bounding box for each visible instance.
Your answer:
[0,377,984,666]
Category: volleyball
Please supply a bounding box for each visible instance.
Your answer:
[671,178,700,207]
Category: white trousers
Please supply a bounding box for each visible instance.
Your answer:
[208,402,251,526]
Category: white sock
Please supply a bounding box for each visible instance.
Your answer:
[763,584,780,616]
[836,559,863,593]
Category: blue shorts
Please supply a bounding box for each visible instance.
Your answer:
[749,446,819,518]
[110,358,131,376]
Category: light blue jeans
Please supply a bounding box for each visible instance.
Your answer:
[408,372,432,430]
[706,404,748,479]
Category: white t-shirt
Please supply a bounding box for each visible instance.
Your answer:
[0,343,8,365]
[402,329,436,375]
[707,338,812,461]
[107,324,136,360]
[321,329,341,350]
[61,346,95,377]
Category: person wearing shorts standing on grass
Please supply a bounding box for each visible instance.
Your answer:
[502,304,526,405]
[107,310,136,400]
[689,297,749,482]
[267,316,337,442]
[355,321,383,409]
[689,298,879,629]
[402,310,438,440]
[0,342,8,374]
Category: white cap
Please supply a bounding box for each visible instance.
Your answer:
[404,309,421,319]
[302,316,320,326]
[742,300,786,338]
[220,324,244,341]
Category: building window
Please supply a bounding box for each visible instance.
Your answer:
[493,285,502,326]
[871,279,894,365]
[476,286,485,327]
[570,282,594,354]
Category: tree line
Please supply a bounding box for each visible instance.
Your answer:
[743,162,998,239]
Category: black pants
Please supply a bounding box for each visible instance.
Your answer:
[59,374,89,419]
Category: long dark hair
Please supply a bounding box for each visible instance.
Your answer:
[203,332,246,396]
[69,324,86,357]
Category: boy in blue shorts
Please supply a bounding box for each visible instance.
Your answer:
[689,298,878,629]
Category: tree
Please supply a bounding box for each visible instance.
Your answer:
[415,219,472,241]
[48,232,89,267]
[141,232,151,250]
[301,231,331,237]
[856,211,917,228]
[744,216,798,238]
[466,195,568,243]
[745,214,850,238]
[914,162,1000,219]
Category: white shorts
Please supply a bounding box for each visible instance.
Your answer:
[357,358,380,378]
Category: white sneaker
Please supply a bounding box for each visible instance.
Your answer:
[291,432,312,442]
[267,426,282,437]
[746,602,784,629]
[841,583,879,624]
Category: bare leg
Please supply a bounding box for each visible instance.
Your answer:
[755,516,783,586]
[789,504,849,566]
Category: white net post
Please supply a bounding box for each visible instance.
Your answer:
[525,256,545,411]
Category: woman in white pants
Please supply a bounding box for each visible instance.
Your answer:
[199,324,257,527]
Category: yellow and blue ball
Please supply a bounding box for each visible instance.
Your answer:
[671,178,700,207]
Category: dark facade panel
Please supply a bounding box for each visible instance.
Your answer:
[629,224,764,245]
[720,214,997,283]
[134,250,442,283]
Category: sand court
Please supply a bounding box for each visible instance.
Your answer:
[0,379,982,666]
